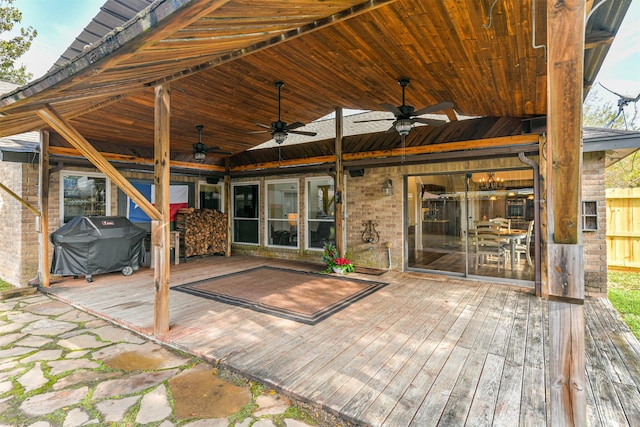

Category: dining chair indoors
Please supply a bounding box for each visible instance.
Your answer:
[473,222,507,271]
[513,220,534,268]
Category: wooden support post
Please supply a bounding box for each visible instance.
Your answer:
[546,0,586,425]
[38,130,50,288]
[153,83,171,335]
[224,160,232,257]
[334,107,345,257]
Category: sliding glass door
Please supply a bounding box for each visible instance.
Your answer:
[407,169,535,283]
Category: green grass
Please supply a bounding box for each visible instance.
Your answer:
[608,271,640,339]
[0,278,12,292]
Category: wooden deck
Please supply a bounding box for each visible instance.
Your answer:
[43,256,640,426]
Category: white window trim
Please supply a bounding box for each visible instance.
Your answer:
[196,180,224,212]
[305,176,335,251]
[59,170,110,226]
[231,181,260,245]
[265,178,300,248]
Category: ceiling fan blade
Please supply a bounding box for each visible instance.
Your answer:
[412,101,455,117]
[380,103,403,116]
[206,146,232,154]
[254,122,271,129]
[289,130,317,137]
[247,129,269,134]
[353,118,394,123]
[207,150,232,156]
[286,122,305,131]
[413,117,446,126]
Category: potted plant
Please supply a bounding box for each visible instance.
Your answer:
[322,242,354,274]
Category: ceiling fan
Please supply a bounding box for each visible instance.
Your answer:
[192,125,231,162]
[252,81,317,145]
[355,77,454,136]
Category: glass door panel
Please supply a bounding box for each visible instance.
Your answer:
[407,169,535,283]
[407,174,466,275]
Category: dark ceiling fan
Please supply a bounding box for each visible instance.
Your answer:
[252,81,317,145]
[192,125,231,162]
[355,77,454,136]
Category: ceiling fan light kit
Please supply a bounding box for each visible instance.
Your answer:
[192,124,232,162]
[353,77,453,138]
[252,80,317,146]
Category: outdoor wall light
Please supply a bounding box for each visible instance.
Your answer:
[382,178,393,196]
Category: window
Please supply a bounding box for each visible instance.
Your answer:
[232,183,259,244]
[583,201,598,231]
[198,182,223,211]
[61,172,109,224]
[306,177,335,249]
[266,180,299,247]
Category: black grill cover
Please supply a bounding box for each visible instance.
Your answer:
[50,216,146,276]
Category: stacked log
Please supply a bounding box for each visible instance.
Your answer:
[176,208,227,257]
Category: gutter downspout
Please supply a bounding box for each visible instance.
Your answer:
[519,151,542,296]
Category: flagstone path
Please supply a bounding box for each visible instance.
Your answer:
[0,292,328,427]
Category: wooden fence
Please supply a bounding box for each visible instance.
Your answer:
[606,188,640,270]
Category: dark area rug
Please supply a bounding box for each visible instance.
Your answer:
[172,266,388,325]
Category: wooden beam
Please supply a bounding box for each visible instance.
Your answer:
[584,30,615,49]
[335,107,345,257]
[49,146,226,172]
[38,130,50,288]
[36,105,161,221]
[547,0,586,424]
[229,134,539,173]
[153,84,171,335]
[0,182,40,217]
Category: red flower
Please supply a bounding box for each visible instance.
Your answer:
[334,257,351,266]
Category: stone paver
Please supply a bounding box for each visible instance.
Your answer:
[95,396,139,422]
[17,362,48,392]
[0,292,326,427]
[20,387,89,416]
[136,384,172,424]
[255,393,292,416]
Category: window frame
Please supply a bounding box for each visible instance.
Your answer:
[582,200,598,231]
[59,170,110,225]
[265,178,300,248]
[231,182,260,245]
[197,181,224,211]
[305,176,336,251]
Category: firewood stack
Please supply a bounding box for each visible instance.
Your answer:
[175,208,227,258]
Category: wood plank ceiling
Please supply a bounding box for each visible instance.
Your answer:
[0,0,629,168]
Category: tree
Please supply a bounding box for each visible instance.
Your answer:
[0,0,37,84]
[584,87,640,188]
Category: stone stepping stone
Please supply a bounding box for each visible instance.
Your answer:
[22,319,77,336]
[19,386,88,416]
[95,396,139,422]
[17,362,48,392]
[93,369,178,399]
[58,333,110,350]
[135,384,172,424]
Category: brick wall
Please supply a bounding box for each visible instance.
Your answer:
[582,152,608,295]
[0,162,25,286]
[0,163,45,287]
[1,151,610,290]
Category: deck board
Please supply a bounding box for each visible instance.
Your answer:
[43,255,640,427]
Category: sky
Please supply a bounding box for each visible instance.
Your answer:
[7,0,640,111]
